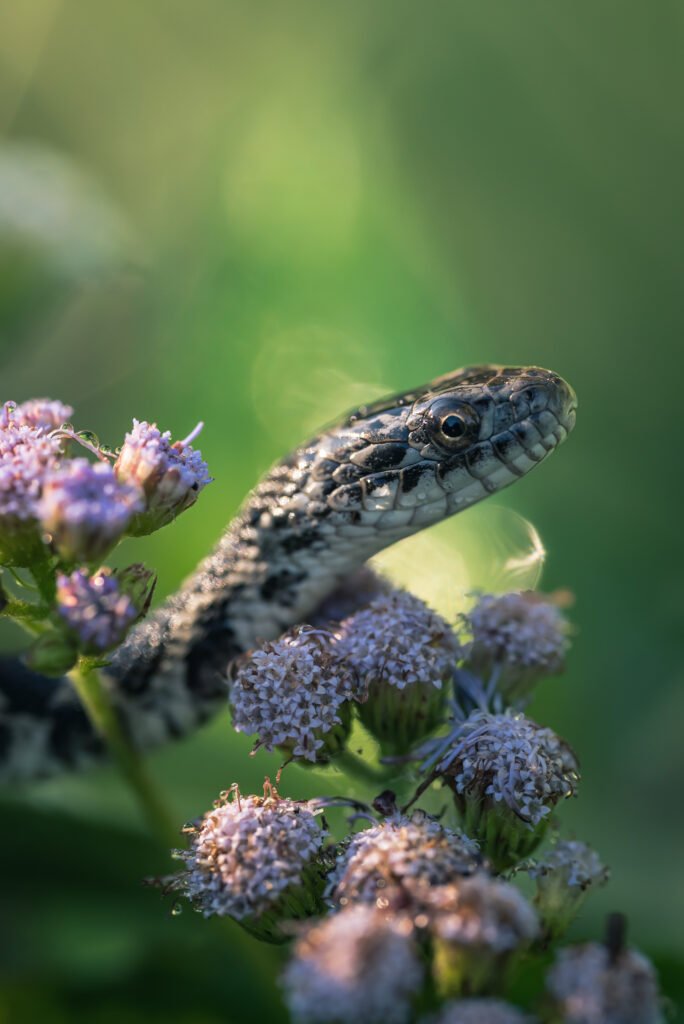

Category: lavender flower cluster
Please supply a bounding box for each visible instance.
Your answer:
[0,396,211,670]
[170,571,665,1023]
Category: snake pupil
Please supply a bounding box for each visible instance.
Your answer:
[441,414,466,439]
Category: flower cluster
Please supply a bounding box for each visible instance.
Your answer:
[115,419,212,535]
[177,784,327,942]
[529,839,609,890]
[281,904,423,1024]
[546,941,663,1024]
[430,710,579,868]
[338,590,461,692]
[337,590,462,753]
[0,396,211,669]
[56,569,138,653]
[0,424,63,560]
[2,398,73,432]
[39,458,144,563]
[327,811,479,907]
[457,590,571,707]
[426,875,539,956]
[440,711,579,827]
[168,554,664,1023]
[528,840,610,942]
[230,626,360,763]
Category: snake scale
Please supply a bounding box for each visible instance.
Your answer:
[0,365,576,782]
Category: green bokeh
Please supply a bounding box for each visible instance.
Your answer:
[1,2,682,1021]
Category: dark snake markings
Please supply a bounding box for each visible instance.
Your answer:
[0,365,576,782]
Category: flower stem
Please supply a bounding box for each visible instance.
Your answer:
[69,661,178,847]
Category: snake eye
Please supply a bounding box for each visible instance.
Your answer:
[440,414,466,439]
[425,398,480,450]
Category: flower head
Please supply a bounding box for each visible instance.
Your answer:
[433,711,579,869]
[38,457,143,562]
[2,398,73,433]
[529,839,609,889]
[459,591,570,706]
[425,875,538,998]
[426,875,539,955]
[528,840,609,942]
[339,590,461,692]
[327,810,479,908]
[282,904,423,1024]
[546,942,663,1024]
[0,425,63,517]
[0,424,63,563]
[423,999,536,1024]
[230,626,359,763]
[179,784,327,940]
[336,591,461,753]
[56,568,138,653]
[442,711,579,826]
[115,419,212,535]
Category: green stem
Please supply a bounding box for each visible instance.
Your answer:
[71,664,283,1017]
[69,661,178,847]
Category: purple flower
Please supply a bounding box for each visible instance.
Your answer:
[179,785,327,927]
[282,905,423,1024]
[335,591,462,753]
[56,569,137,652]
[546,941,663,1024]
[1,398,73,433]
[115,419,212,535]
[458,591,571,706]
[38,458,143,562]
[0,424,63,564]
[429,711,580,870]
[337,591,462,693]
[230,626,359,763]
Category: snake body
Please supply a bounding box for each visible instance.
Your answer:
[0,365,576,782]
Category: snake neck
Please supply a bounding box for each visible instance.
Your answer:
[107,449,399,749]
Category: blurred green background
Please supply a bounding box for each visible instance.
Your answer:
[1,2,683,1021]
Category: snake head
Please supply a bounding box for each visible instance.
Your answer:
[309,365,577,534]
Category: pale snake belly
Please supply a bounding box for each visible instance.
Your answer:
[0,365,577,782]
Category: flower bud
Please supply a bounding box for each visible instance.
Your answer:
[433,711,579,870]
[327,810,479,909]
[458,591,571,708]
[528,840,609,943]
[281,904,423,1023]
[424,875,538,998]
[38,458,143,563]
[177,783,329,943]
[56,568,138,654]
[337,591,461,755]
[115,419,212,535]
[230,626,360,764]
[546,935,664,1024]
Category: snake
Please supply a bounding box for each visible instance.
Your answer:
[0,364,576,782]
